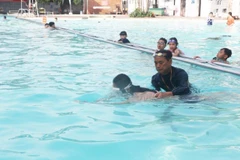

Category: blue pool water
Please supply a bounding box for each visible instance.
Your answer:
[1,16,240,160]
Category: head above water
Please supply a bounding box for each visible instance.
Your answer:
[120,31,127,36]
[153,50,172,61]
[153,50,173,75]
[157,37,167,50]
[44,23,49,28]
[217,48,232,60]
[113,74,132,92]
[4,16,6,19]
[228,12,232,16]
[49,22,55,27]
[168,37,178,46]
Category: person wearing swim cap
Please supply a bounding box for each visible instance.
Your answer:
[118,31,130,43]
[113,74,157,102]
[152,50,190,98]
[156,37,167,51]
[194,48,232,64]
[168,37,184,57]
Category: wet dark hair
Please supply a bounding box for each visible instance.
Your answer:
[168,37,179,45]
[113,74,132,90]
[221,48,232,58]
[159,37,167,44]
[229,12,232,16]
[120,31,127,36]
[155,49,172,61]
[45,23,49,26]
[49,22,55,27]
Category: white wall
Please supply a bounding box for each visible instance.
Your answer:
[232,0,240,16]
[185,0,199,17]
[127,0,137,14]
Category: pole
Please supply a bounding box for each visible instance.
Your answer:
[69,0,72,14]
[21,0,22,14]
[28,0,30,16]
[87,0,88,14]
[36,0,39,17]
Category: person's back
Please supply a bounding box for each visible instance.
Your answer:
[113,74,156,102]
[227,12,234,26]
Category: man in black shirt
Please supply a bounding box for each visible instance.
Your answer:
[151,50,190,98]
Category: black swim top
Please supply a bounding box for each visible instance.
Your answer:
[118,38,130,43]
[121,85,156,95]
[151,66,190,95]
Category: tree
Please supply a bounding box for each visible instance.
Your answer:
[38,0,82,14]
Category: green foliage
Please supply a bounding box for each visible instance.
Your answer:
[73,0,81,5]
[129,8,155,18]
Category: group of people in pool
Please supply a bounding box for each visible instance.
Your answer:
[207,12,235,26]
[112,49,190,103]
[117,31,232,64]
[112,32,233,103]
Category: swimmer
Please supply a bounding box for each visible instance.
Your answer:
[118,31,130,43]
[4,15,6,20]
[55,17,58,22]
[113,74,157,102]
[206,35,231,40]
[168,37,184,56]
[194,48,232,64]
[48,22,56,29]
[227,12,234,26]
[207,12,214,25]
[156,37,167,51]
[44,23,49,28]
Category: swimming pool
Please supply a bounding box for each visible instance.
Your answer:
[1,16,240,160]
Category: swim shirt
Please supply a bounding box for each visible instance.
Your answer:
[118,38,130,43]
[151,66,190,95]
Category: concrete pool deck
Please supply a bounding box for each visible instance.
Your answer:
[10,13,232,21]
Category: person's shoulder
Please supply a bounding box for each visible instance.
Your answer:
[152,73,160,79]
[172,66,188,76]
[123,38,130,43]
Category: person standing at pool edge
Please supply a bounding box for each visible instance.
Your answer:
[152,50,190,98]
[118,31,130,43]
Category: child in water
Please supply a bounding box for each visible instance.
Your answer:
[227,12,234,26]
[207,12,213,25]
[113,74,157,102]
[156,37,167,51]
[168,37,184,56]
[194,48,232,64]
[118,31,130,43]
